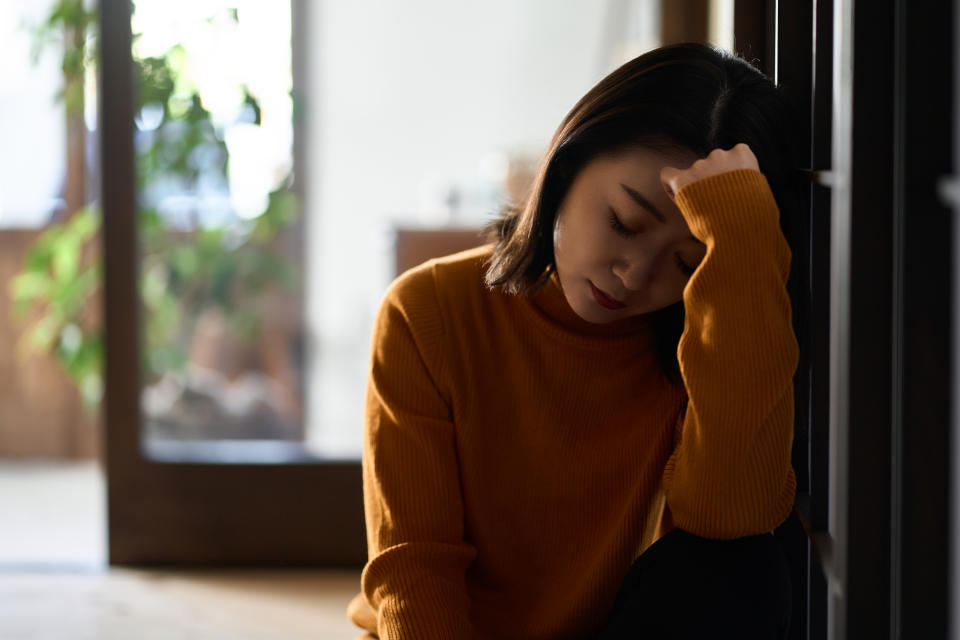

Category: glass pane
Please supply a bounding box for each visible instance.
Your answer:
[132,1,305,455]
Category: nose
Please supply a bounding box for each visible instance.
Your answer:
[612,253,652,292]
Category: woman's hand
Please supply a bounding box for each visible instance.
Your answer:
[660,143,760,199]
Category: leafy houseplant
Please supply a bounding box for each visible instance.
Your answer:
[11,1,299,413]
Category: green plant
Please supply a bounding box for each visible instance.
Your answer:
[11,2,299,410]
[11,206,103,405]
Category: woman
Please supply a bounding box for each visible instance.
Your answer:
[347,42,801,639]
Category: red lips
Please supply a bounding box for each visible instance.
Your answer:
[589,281,626,310]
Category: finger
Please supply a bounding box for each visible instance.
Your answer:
[660,166,680,199]
[731,143,760,169]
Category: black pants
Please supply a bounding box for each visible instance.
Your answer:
[594,520,793,639]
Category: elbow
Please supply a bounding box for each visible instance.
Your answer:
[666,466,796,539]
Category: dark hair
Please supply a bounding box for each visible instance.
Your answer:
[484,42,802,385]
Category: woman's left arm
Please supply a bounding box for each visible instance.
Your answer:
[659,144,799,539]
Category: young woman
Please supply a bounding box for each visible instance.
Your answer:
[347,42,802,639]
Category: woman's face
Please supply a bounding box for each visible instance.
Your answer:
[553,146,707,324]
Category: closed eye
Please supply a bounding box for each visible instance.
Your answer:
[607,207,637,238]
[609,205,697,276]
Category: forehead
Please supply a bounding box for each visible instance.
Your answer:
[585,146,701,186]
[569,146,703,239]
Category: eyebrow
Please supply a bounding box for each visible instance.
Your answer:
[619,182,666,223]
[619,182,699,242]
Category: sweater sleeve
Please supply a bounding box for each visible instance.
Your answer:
[358,264,479,639]
[662,169,798,539]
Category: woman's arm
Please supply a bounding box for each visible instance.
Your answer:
[659,146,799,538]
[357,264,479,639]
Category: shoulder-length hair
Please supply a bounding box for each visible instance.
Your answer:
[484,42,802,385]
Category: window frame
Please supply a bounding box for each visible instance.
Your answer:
[99,0,365,567]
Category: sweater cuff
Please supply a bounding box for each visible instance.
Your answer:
[673,169,780,245]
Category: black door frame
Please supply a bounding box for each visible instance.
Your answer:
[800,0,953,637]
[745,1,953,636]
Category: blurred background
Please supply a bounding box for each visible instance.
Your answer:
[0,0,734,569]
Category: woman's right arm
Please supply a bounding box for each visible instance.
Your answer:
[358,264,479,639]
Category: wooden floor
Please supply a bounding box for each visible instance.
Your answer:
[0,567,364,639]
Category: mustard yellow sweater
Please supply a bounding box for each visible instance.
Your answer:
[347,169,798,639]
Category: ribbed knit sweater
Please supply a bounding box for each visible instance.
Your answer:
[347,169,799,639]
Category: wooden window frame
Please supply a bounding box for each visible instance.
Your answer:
[100,0,365,566]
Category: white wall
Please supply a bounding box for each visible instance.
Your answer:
[304,1,658,456]
[0,0,67,227]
